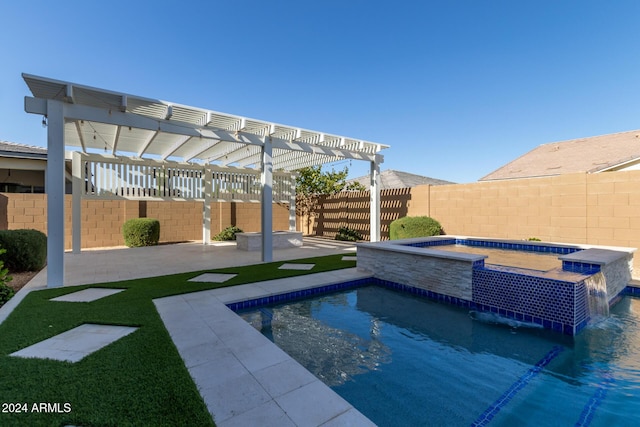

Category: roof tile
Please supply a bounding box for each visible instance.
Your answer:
[480,129,640,181]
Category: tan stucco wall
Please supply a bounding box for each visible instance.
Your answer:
[420,171,640,277]
[304,171,640,278]
[420,171,640,250]
[0,193,291,250]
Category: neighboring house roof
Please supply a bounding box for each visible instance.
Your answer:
[347,169,455,190]
[0,140,47,159]
[480,129,640,181]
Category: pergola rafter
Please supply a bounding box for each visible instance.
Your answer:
[22,73,388,288]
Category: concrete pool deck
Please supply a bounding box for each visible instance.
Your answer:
[0,237,359,325]
[0,237,376,426]
[155,268,375,426]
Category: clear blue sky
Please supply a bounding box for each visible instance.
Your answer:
[1,1,639,183]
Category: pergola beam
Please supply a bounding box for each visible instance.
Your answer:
[182,138,221,162]
[161,135,193,160]
[220,145,262,166]
[137,130,160,157]
[26,96,379,166]
[112,125,122,156]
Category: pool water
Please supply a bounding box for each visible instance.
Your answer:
[239,286,640,426]
[430,244,562,271]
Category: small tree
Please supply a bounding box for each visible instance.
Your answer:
[295,165,365,235]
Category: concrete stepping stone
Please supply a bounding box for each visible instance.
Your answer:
[341,256,357,261]
[314,244,339,249]
[10,324,138,363]
[278,263,315,271]
[189,273,237,283]
[50,288,125,302]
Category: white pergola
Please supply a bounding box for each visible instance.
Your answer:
[22,74,388,288]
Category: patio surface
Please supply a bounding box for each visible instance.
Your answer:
[0,237,376,426]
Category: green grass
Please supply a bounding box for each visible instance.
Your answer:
[0,254,356,427]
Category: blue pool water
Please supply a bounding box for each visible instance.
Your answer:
[239,286,640,426]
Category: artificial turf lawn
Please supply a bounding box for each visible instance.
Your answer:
[0,254,356,427]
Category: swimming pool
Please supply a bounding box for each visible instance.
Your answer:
[239,285,640,426]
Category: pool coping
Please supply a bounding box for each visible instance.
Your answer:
[153,268,376,427]
[153,269,640,426]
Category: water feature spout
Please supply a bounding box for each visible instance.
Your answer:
[585,272,609,320]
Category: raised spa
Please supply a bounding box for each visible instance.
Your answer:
[356,236,635,335]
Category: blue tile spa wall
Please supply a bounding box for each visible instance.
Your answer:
[573,280,590,333]
[403,239,456,248]
[562,261,601,274]
[403,238,582,256]
[458,239,581,255]
[226,278,371,311]
[624,285,640,296]
[472,268,586,335]
[228,269,594,335]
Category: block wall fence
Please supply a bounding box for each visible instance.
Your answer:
[1,170,638,276]
[304,171,640,278]
[0,194,290,250]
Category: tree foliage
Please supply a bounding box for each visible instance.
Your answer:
[295,166,365,234]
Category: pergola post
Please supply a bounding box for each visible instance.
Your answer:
[46,100,65,287]
[289,173,297,232]
[202,165,212,244]
[71,151,83,254]
[261,136,273,262]
[369,156,381,242]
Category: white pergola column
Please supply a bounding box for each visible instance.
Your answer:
[71,151,82,254]
[369,156,381,242]
[261,136,273,262]
[202,165,212,244]
[289,173,297,232]
[46,100,65,287]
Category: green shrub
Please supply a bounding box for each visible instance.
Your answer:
[389,216,442,240]
[122,218,160,247]
[335,226,363,242]
[213,226,243,241]
[0,283,14,308]
[528,237,541,241]
[0,247,13,307]
[0,229,47,272]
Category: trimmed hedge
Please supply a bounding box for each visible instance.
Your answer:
[213,226,243,241]
[123,218,160,247]
[0,247,13,307]
[0,229,47,272]
[389,216,442,240]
